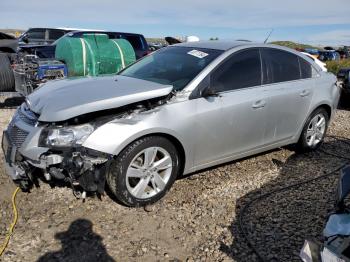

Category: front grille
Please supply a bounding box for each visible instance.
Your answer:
[5,104,37,149]
[7,125,29,147]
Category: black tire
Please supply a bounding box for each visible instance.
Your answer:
[106,136,180,207]
[296,108,329,152]
[0,53,15,91]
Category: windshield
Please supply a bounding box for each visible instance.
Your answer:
[119,46,223,91]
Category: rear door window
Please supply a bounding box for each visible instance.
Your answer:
[261,48,300,84]
[211,48,262,92]
[48,29,66,41]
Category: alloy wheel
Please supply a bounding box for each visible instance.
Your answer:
[306,113,326,147]
[126,147,173,199]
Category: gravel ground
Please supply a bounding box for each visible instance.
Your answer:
[0,97,350,262]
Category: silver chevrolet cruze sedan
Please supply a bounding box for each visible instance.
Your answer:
[2,41,340,206]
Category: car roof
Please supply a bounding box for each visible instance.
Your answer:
[27,27,103,32]
[69,30,144,37]
[56,27,104,31]
[171,41,322,72]
[173,40,257,51]
[27,28,145,37]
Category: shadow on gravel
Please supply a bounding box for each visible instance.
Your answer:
[0,96,24,109]
[37,219,115,262]
[220,137,350,262]
[338,92,350,110]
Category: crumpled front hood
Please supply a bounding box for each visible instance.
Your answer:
[27,75,173,122]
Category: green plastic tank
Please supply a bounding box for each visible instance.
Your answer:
[55,33,136,77]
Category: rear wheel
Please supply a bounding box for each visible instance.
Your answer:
[106,136,180,207]
[296,108,329,152]
[0,53,15,91]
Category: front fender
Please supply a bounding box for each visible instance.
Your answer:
[83,118,186,157]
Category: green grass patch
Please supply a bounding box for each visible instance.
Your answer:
[270,41,319,50]
[326,59,350,74]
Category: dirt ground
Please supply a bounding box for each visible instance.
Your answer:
[0,98,350,262]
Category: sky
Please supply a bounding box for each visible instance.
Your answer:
[1,0,350,46]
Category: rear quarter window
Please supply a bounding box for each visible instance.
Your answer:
[123,35,144,50]
[48,29,67,41]
[298,57,312,79]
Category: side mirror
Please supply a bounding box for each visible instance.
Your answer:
[336,165,350,209]
[202,87,220,98]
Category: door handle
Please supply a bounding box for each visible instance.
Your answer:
[300,90,310,97]
[252,100,266,109]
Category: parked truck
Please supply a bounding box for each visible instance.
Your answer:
[13,31,140,95]
[0,28,77,91]
[0,28,149,94]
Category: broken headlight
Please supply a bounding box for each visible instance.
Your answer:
[39,124,95,148]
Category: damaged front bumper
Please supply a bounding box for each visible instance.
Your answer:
[2,104,112,196]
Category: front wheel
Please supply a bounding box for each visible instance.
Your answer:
[296,108,329,152]
[106,136,180,207]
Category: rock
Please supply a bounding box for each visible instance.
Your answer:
[144,205,154,212]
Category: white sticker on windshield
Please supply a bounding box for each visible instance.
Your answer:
[187,49,209,58]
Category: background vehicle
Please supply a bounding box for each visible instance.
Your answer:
[165,36,182,45]
[318,50,341,61]
[338,68,350,106]
[18,27,73,46]
[324,46,336,51]
[165,35,200,46]
[148,43,163,52]
[0,31,18,53]
[2,41,339,206]
[338,68,350,87]
[0,28,149,93]
[304,48,320,58]
[337,46,350,59]
[338,50,347,59]
[0,28,74,91]
[18,30,148,60]
[344,46,350,58]
[0,32,18,91]
[13,30,148,95]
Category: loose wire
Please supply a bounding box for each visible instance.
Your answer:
[238,135,350,261]
[0,187,20,257]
